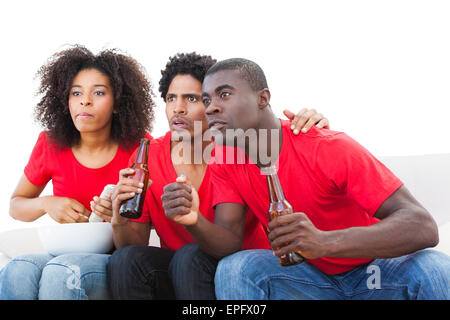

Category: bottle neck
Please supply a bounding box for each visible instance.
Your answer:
[134,138,150,166]
[262,166,286,203]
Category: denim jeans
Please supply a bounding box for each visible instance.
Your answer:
[107,243,218,300]
[214,249,450,300]
[0,253,110,300]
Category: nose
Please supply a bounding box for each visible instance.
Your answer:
[173,99,186,115]
[205,101,221,116]
[80,99,92,107]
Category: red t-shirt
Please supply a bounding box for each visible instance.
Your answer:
[209,120,403,275]
[24,131,152,212]
[131,131,270,251]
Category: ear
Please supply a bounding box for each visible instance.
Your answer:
[257,88,271,109]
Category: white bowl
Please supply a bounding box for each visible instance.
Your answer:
[38,223,114,256]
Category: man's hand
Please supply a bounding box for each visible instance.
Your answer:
[43,196,90,223]
[284,108,330,135]
[110,168,152,226]
[162,175,200,226]
[267,212,328,260]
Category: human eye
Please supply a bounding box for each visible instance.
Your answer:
[71,90,81,96]
[166,95,175,102]
[187,95,198,102]
[220,91,230,99]
[202,97,211,107]
[94,90,105,96]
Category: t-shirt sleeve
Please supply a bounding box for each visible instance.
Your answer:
[317,132,403,216]
[24,132,52,186]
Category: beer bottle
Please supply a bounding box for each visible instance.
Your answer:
[262,165,305,266]
[119,138,150,219]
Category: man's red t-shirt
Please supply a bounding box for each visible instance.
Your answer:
[24,131,152,212]
[209,120,403,275]
[130,131,270,251]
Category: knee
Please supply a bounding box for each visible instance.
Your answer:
[170,243,216,275]
[402,250,450,299]
[1,253,53,283]
[215,251,249,289]
[412,250,450,282]
[0,254,53,299]
[215,250,263,299]
[108,245,148,277]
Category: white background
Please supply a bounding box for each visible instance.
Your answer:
[0,0,449,232]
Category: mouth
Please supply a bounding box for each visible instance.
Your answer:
[171,117,190,130]
[208,119,227,131]
[77,112,94,119]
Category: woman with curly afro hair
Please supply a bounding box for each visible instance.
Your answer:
[0,45,155,300]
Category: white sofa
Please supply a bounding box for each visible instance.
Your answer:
[1,153,449,270]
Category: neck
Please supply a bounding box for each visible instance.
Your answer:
[77,129,115,153]
[171,133,212,167]
[245,111,282,168]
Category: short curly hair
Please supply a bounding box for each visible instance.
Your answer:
[158,52,216,101]
[34,45,156,149]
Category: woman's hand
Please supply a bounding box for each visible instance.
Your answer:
[90,196,113,222]
[284,108,330,135]
[42,196,90,223]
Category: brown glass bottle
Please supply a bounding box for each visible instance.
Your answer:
[119,138,150,219]
[263,166,305,266]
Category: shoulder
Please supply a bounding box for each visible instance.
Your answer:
[148,131,171,153]
[33,130,67,154]
[281,119,357,153]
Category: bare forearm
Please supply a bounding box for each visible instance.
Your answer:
[325,209,439,259]
[111,221,149,249]
[9,196,49,222]
[186,213,242,259]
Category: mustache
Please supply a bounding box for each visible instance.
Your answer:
[169,114,193,126]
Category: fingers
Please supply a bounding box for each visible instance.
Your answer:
[67,199,90,222]
[291,108,314,134]
[287,108,329,134]
[267,212,310,246]
[90,197,113,222]
[119,168,135,179]
[161,181,194,220]
[301,114,323,133]
[162,182,192,199]
[315,118,330,129]
[75,213,90,223]
[283,109,296,120]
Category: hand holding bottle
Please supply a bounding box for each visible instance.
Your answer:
[267,211,328,260]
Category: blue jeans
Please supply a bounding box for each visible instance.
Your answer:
[0,253,110,300]
[214,249,450,300]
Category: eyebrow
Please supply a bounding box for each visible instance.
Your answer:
[71,84,109,88]
[167,93,201,97]
[214,84,235,93]
[202,84,235,98]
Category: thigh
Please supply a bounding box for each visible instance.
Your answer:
[215,249,342,300]
[0,253,54,300]
[347,249,450,300]
[107,245,175,300]
[169,243,219,300]
[39,253,111,300]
